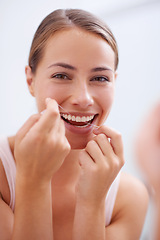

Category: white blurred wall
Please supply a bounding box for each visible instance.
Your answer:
[0,0,160,239]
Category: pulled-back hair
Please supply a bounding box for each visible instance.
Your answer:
[29,9,119,73]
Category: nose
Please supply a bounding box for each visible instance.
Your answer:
[71,83,94,109]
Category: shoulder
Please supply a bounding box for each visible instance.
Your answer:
[110,172,149,236]
[119,171,149,202]
[116,172,149,214]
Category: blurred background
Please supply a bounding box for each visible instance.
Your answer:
[0,0,160,238]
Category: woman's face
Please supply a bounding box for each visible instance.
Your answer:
[26,28,117,149]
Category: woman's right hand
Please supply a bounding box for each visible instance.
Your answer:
[14,98,71,186]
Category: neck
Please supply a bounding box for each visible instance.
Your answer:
[52,149,81,187]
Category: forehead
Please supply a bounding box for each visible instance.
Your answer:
[42,28,115,69]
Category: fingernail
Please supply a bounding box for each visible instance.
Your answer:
[93,127,99,134]
[40,110,46,115]
[45,98,51,104]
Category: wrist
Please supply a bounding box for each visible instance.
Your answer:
[76,193,106,208]
[16,173,52,199]
[75,198,105,216]
[16,170,51,188]
[73,199,106,240]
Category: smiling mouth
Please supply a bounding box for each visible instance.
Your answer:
[60,113,98,128]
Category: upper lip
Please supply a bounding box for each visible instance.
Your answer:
[60,112,97,117]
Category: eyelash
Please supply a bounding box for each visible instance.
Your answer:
[51,73,110,82]
[91,76,110,82]
[51,73,71,80]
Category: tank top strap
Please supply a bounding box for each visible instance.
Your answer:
[105,171,121,226]
[0,136,16,212]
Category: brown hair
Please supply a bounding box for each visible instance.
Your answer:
[28,9,119,73]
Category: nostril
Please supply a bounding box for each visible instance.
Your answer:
[71,90,94,108]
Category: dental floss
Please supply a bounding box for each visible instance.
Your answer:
[41,104,99,128]
[58,104,99,129]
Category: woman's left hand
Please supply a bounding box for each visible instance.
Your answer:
[76,126,125,206]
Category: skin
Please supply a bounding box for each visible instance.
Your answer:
[0,28,148,240]
[27,28,116,149]
[135,102,160,240]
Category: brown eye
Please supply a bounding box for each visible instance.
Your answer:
[52,73,71,80]
[91,76,109,82]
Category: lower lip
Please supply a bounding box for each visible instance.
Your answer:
[63,120,95,135]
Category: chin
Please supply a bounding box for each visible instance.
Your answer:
[66,132,94,150]
[70,142,87,150]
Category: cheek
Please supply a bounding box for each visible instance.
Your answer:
[35,84,68,112]
[98,88,114,124]
[46,87,64,101]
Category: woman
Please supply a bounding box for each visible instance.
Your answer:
[0,9,148,240]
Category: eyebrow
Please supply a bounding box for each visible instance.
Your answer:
[48,62,114,73]
[91,66,114,73]
[48,62,76,70]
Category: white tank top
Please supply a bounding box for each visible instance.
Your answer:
[0,136,120,226]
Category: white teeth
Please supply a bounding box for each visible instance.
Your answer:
[68,115,72,121]
[61,114,94,123]
[71,116,76,121]
[76,116,81,122]
[81,116,86,122]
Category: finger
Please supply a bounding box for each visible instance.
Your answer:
[93,133,114,157]
[86,140,102,163]
[79,149,95,168]
[34,98,60,134]
[16,114,41,142]
[53,113,66,135]
[93,126,123,158]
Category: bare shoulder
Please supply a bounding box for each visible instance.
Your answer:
[118,171,149,204]
[114,171,149,216]
[109,171,149,239]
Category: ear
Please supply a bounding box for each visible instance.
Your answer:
[25,66,35,96]
[114,71,118,81]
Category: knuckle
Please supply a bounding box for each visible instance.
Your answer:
[46,105,59,118]
[112,157,124,170]
[33,133,43,144]
[30,114,40,121]
[115,131,122,140]
[113,159,120,169]
[97,133,106,141]
[103,162,110,172]
[48,109,59,118]
[64,141,71,153]
[86,140,95,150]
[121,156,125,167]
[91,164,98,173]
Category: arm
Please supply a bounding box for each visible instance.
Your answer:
[12,180,53,240]
[0,196,14,239]
[73,172,148,240]
[11,98,70,240]
[72,126,124,240]
[72,127,148,240]
[104,172,148,240]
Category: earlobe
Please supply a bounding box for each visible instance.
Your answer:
[114,71,118,81]
[25,66,35,96]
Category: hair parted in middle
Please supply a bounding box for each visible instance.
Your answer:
[29,9,119,73]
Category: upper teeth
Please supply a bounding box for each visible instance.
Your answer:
[61,114,94,122]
